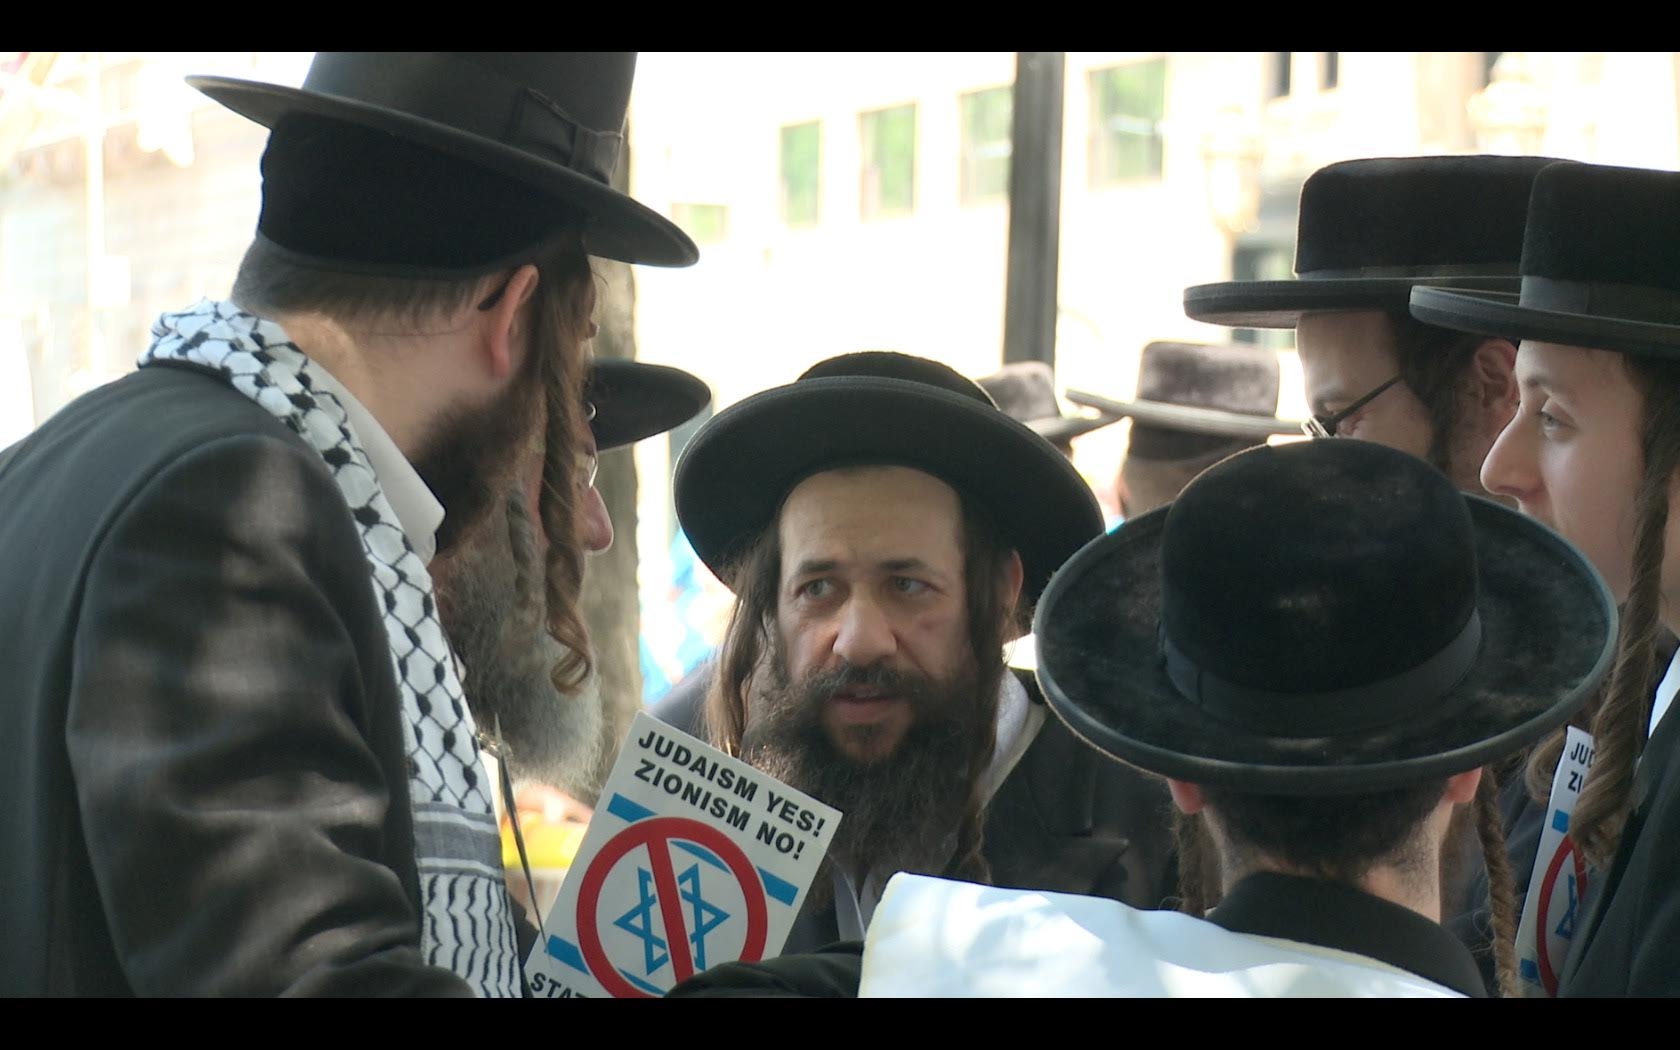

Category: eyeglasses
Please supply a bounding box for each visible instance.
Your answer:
[577,446,599,492]
[1302,375,1404,439]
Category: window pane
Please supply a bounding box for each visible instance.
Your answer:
[670,203,729,245]
[860,104,917,219]
[780,121,821,227]
[960,86,1012,204]
[1270,52,1293,98]
[1088,60,1166,186]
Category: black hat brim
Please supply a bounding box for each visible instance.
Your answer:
[675,377,1103,602]
[1066,390,1301,442]
[1033,498,1615,795]
[188,76,698,268]
[589,360,711,452]
[1411,287,1680,359]
[1185,275,1523,329]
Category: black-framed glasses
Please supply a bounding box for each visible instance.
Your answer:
[1302,375,1404,438]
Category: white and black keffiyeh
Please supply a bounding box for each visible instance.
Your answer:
[140,300,521,997]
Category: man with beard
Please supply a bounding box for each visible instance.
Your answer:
[1182,156,1551,491]
[654,352,1175,961]
[434,359,712,793]
[0,54,696,997]
[430,358,711,930]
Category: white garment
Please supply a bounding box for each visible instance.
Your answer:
[1650,647,1680,740]
[831,673,1047,939]
[859,874,1464,998]
[305,364,445,565]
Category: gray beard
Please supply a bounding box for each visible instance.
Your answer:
[433,491,604,794]
[738,654,993,887]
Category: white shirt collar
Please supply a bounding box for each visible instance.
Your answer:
[1650,647,1680,740]
[984,669,1045,805]
[305,363,445,565]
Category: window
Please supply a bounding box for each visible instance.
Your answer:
[670,203,729,245]
[1269,52,1293,99]
[960,86,1012,204]
[1088,60,1167,186]
[780,121,821,227]
[860,104,917,219]
[1321,52,1339,91]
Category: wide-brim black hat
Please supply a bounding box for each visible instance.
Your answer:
[1065,389,1296,443]
[1034,440,1615,795]
[189,52,697,268]
[1185,155,1556,329]
[1411,162,1680,359]
[588,360,712,452]
[1064,340,1300,450]
[675,352,1103,601]
[976,362,1122,444]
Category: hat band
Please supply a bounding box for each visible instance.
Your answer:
[1163,609,1482,738]
[1518,275,1680,326]
[303,52,622,185]
[1300,262,1518,281]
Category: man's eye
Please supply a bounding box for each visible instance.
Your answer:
[892,577,930,595]
[798,579,834,599]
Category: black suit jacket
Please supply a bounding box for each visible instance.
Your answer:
[650,666,1176,953]
[0,365,472,996]
[1559,706,1680,996]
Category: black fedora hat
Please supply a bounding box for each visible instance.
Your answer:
[675,352,1103,601]
[1411,162,1680,358]
[1185,156,1556,329]
[1034,439,1614,795]
[976,362,1121,445]
[587,359,712,452]
[1065,341,1300,457]
[189,53,697,269]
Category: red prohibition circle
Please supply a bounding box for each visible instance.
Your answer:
[1535,836,1589,997]
[575,816,770,998]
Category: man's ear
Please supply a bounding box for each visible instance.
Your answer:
[481,264,541,380]
[1443,766,1483,806]
[1167,778,1206,816]
[1468,337,1519,419]
[1000,548,1025,622]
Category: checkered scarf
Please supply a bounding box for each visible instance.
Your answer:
[140,300,521,997]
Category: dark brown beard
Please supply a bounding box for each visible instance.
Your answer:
[739,645,991,885]
[415,364,543,558]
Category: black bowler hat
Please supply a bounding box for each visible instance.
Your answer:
[587,360,711,452]
[976,362,1121,445]
[1412,162,1680,358]
[1185,156,1556,329]
[1065,341,1300,461]
[190,53,697,272]
[1034,439,1614,794]
[675,352,1104,602]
